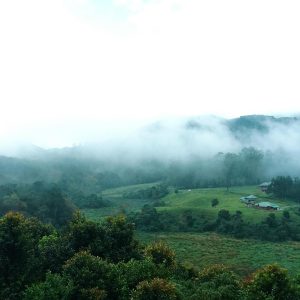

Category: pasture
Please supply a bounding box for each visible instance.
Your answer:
[83,183,300,223]
[82,183,300,275]
[138,231,300,276]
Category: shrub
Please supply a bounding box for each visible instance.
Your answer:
[132,278,180,300]
[144,241,176,267]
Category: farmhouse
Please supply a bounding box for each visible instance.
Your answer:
[259,182,271,192]
[240,195,257,204]
[255,201,279,210]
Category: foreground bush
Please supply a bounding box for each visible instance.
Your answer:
[144,241,176,267]
[132,278,180,300]
[245,264,300,300]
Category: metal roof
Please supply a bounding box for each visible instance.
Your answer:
[244,195,257,199]
[257,201,279,208]
[259,182,271,187]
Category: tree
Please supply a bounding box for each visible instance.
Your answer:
[144,241,176,267]
[245,264,299,300]
[268,176,293,199]
[211,198,219,207]
[38,233,74,273]
[24,273,73,300]
[216,210,233,234]
[63,251,122,299]
[239,147,263,184]
[98,215,140,262]
[0,212,52,299]
[134,205,163,232]
[116,259,168,293]
[132,278,180,300]
[190,265,242,300]
[282,210,290,220]
[223,153,239,191]
[66,211,100,253]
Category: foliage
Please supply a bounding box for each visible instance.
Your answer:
[0,212,52,299]
[99,214,140,262]
[66,212,140,262]
[131,204,164,231]
[123,184,169,200]
[116,259,169,292]
[62,251,122,299]
[72,192,111,209]
[144,241,176,267]
[0,182,75,226]
[132,278,180,300]
[38,233,74,273]
[268,176,300,202]
[190,265,243,299]
[2,212,300,299]
[211,198,219,207]
[23,272,73,300]
[245,264,299,299]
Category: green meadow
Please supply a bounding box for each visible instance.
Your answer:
[83,183,300,275]
[138,231,300,276]
[159,185,300,222]
[82,182,158,220]
[83,183,300,223]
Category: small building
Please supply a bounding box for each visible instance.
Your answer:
[240,194,257,204]
[259,182,271,192]
[255,201,279,210]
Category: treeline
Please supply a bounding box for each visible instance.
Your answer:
[0,146,290,191]
[268,176,300,201]
[0,182,111,227]
[123,184,169,200]
[0,182,74,227]
[131,206,300,242]
[2,211,300,299]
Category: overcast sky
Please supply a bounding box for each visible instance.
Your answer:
[0,0,300,148]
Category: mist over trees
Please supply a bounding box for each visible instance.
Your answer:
[1,115,300,189]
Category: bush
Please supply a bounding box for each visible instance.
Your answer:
[245,264,299,300]
[190,265,243,300]
[24,273,73,300]
[132,278,180,300]
[144,241,176,267]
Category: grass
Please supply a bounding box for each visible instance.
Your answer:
[82,182,159,221]
[159,185,300,223]
[138,231,300,276]
[82,183,300,276]
[83,183,300,223]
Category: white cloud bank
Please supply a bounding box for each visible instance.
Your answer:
[0,0,300,147]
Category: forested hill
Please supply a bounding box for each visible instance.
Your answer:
[0,114,300,189]
[227,115,299,140]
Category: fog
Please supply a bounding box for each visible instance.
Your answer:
[80,115,300,165]
[1,115,300,171]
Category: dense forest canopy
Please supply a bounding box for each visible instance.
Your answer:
[2,211,300,300]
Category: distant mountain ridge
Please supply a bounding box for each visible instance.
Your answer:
[227,114,299,132]
[1,114,300,159]
[183,114,300,142]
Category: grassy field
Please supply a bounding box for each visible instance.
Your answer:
[82,183,300,276]
[83,183,300,223]
[138,231,300,276]
[159,185,300,222]
[82,182,158,221]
